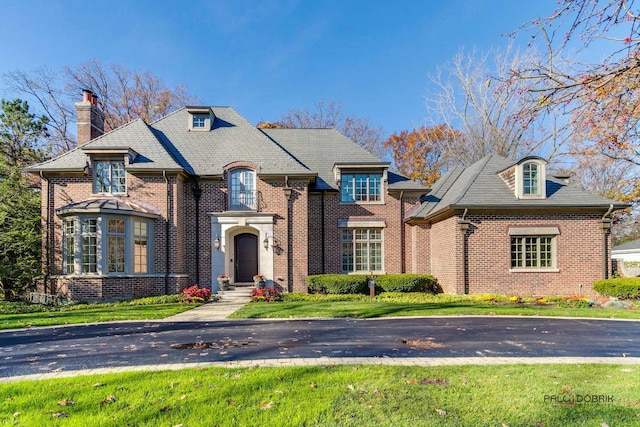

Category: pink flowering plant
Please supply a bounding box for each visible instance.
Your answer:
[182,284,212,303]
[250,287,282,302]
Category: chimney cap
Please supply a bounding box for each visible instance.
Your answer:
[82,89,93,102]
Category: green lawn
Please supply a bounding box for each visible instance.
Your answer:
[0,298,198,330]
[230,292,640,320]
[1,364,638,426]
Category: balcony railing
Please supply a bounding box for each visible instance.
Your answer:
[230,190,258,211]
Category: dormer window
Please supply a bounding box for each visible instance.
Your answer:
[95,160,126,194]
[513,157,546,199]
[187,106,214,131]
[333,162,389,204]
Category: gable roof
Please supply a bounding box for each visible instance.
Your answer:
[406,154,629,222]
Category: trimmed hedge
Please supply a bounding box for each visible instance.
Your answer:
[307,274,368,294]
[306,274,439,294]
[374,274,439,293]
[593,278,640,299]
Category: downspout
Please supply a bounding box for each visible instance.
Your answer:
[163,171,170,295]
[399,191,405,273]
[320,190,325,274]
[600,204,614,279]
[192,179,202,285]
[458,209,470,294]
[284,177,293,292]
[40,171,51,294]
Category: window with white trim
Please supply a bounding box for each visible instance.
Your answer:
[340,173,382,203]
[62,216,153,275]
[192,115,206,129]
[510,236,554,269]
[94,161,126,194]
[229,168,256,210]
[341,228,383,272]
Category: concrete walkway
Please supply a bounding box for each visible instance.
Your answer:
[162,286,253,321]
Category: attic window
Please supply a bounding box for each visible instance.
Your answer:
[192,115,206,129]
[514,157,546,199]
[187,107,214,131]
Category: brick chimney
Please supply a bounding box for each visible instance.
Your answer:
[76,89,104,145]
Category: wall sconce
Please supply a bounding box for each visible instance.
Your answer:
[283,187,293,200]
[214,234,221,250]
[263,234,270,250]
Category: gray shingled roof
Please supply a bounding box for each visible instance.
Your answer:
[152,108,311,176]
[406,154,628,221]
[28,106,424,194]
[260,128,425,192]
[27,119,183,172]
[613,239,640,252]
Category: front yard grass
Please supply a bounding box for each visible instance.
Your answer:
[230,292,640,319]
[0,299,198,330]
[1,364,638,426]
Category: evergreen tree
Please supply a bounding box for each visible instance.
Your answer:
[0,99,48,299]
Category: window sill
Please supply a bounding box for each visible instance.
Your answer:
[339,201,385,205]
[344,271,386,275]
[509,268,559,273]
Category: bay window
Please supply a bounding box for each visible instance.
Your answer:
[62,215,153,275]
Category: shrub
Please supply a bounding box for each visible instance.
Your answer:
[306,274,368,294]
[283,293,368,302]
[557,296,591,309]
[373,274,439,293]
[250,287,282,302]
[593,278,640,299]
[181,284,212,302]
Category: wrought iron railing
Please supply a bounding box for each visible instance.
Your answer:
[230,190,258,211]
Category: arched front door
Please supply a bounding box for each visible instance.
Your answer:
[235,233,258,282]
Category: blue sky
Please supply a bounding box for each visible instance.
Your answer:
[0,1,556,136]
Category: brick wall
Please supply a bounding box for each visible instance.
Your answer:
[420,211,612,297]
[41,171,188,300]
[464,212,610,297]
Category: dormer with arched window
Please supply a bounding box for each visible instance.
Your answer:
[515,157,546,199]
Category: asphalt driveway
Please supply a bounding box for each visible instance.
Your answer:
[0,316,638,379]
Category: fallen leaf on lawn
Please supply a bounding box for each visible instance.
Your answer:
[173,425,183,427]
[226,399,235,405]
[100,395,117,405]
[436,409,447,416]
[12,412,19,417]
[310,383,317,388]
[536,422,545,427]
[260,401,274,410]
[57,399,76,406]
[347,384,355,391]
[601,424,610,427]
[160,406,172,412]
[92,383,104,387]
[52,412,69,418]
[180,395,186,400]
[405,379,419,385]
[275,390,284,394]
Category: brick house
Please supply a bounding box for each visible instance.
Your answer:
[27,92,626,300]
[27,91,426,300]
[404,155,627,297]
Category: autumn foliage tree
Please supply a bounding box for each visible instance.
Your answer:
[3,59,198,154]
[383,125,460,185]
[512,0,640,165]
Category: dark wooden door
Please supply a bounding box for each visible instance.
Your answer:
[235,233,258,282]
